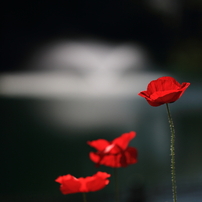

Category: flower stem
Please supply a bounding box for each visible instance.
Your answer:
[113,168,120,202]
[82,193,87,202]
[166,103,177,202]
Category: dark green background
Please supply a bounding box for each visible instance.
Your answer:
[1,0,202,201]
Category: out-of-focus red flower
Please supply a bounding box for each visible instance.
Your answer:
[138,76,190,107]
[55,171,110,194]
[87,131,137,168]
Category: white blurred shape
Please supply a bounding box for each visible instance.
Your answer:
[0,39,169,162]
[32,41,146,72]
[0,39,165,129]
[0,40,153,99]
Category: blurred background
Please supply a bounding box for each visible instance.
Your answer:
[1,0,202,201]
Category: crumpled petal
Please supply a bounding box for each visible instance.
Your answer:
[88,131,138,168]
[87,139,110,151]
[89,146,138,168]
[112,131,136,150]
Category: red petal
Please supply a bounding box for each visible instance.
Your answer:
[89,152,101,165]
[112,131,136,150]
[55,175,81,194]
[87,139,110,151]
[85,172,110,192]
[124,147,138,165]
[89,151,120,167]
[99,154,121,167]
[147,76,181,94]
[138,90,149,98]
[117,147,138,167]
[89,147,138,168]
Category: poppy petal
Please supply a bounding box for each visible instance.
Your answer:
[87,139,110,151]
[85,172,110,192]
[112,131,136,150]
[124,147,138,165]
[55,175,81,194]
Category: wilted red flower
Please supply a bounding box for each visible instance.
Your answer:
[87,131,137,168]
[55,171,110,194]
[138,76,190,107]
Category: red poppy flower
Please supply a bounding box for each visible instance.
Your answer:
[55,171,110,194]
[138,76,190,107]
[87,131,138,168]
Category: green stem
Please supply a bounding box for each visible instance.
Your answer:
[166,103,177,202]
[113,168,120,202]
[82,192,87,202]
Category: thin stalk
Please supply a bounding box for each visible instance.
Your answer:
[113,168,120,202]
[166,103,177,202]
[82,192,87,202]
